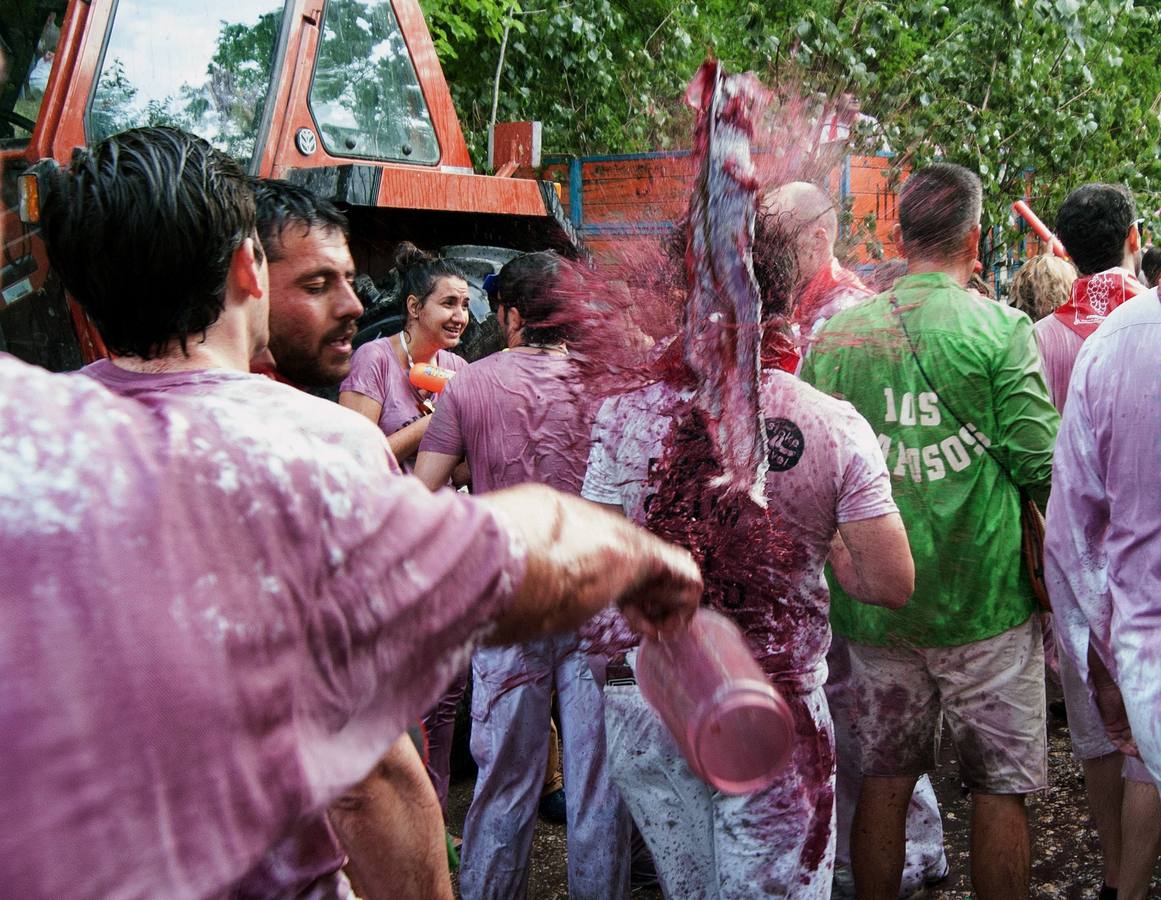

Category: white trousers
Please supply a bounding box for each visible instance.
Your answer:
[604,656,836,899]
[459,635,630,899]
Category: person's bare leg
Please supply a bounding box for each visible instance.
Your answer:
[329,734,452,900]
[1081,752,1126,890]
[1117,779,1161,900]
[852,774,917,900]
[970,793,1030,900]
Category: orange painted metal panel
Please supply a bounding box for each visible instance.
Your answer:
[374,166,555,216]
[390,0,472,169]
[541,151,909,265]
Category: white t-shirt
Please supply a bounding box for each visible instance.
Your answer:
[582,369,896,692]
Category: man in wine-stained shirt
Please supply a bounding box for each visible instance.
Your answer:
[1040,183,1159,900]
[802,164,1059,900]
[765,179,948,897]
[11,124,702,898]
[249,177,451,900]
[581,210,915,899]
[414,251,629,899]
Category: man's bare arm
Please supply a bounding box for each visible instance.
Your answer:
[413,451,460,492]
[478,485,701,644]
[1088,642,1138,758]
[830,513,914,609]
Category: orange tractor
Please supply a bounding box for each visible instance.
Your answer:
[1,0,579,371]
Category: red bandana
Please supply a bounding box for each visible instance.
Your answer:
[1054,267,1144,338]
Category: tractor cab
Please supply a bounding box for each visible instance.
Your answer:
[2,0,578,371]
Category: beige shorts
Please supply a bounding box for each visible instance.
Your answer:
[847,616,1048,794]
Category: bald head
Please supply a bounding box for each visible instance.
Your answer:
[762,182,838,283]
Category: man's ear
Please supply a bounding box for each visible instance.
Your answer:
[891,223,905,257]
[965,223,982,259]
[1128,222,1141,255]
[229,237,265,302]
[506,306,524,335]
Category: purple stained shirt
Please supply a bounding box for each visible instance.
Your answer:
[1045,288,1161,787]
[419,350,591,495]
[0,355,525,898]
[582,370,897,691]
[341,338,467,471]
[1033,312,1086,412]
[87,359,364,896]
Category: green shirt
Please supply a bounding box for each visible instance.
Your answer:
[801,272,1059,647]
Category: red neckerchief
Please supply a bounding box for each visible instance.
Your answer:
[761,327,800,374]
[655,323,799,385]
[250,360,299,387]
[794,258,871,329]
[1054,267,1144,338]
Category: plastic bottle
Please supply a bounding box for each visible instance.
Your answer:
[409,362,457,393]
[635,607,795,795]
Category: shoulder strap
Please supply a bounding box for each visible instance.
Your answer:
[888,293,1022,494]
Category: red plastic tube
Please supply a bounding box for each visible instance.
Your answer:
[1012,200,1068,258]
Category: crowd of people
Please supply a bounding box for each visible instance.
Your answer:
[1,91,1160,900]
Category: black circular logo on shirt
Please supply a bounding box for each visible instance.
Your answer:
[765,417,805,472]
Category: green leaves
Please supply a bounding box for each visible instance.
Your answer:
[419,0,1161,247]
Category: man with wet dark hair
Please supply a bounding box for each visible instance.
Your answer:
[22,125,703,898]
[1037,183,1144,412]
[1039,184,1155,900]
[804,163,1059,900]
[41,127,265,361]
[251,178,363,388]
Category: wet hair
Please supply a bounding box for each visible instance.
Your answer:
[1143,246,1161,288]
[967,272,995,300]
[39,126,258,359]
[897,164,982,261]
[494,251,566,344]
[251,178,348,262]
[1055,184,1137,276]
[751,210,799,319]
[1008,255,1077,320]
[394,242,468,314]
[664,206,798,320]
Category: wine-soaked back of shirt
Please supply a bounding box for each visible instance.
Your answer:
[420,350,592,495]
[582,368,896,693]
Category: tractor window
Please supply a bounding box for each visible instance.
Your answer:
[88,0,284,165]
[0,1,69,147]
[310,0,440,164]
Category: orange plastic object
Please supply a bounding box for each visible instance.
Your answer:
[409,362,457,393]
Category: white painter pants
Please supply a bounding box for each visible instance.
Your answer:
[459,635,630,899]
[604,652,836,899]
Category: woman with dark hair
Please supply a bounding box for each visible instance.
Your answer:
[339,243,473,826]
[340,243,471,471]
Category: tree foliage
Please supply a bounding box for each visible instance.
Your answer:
[423,0,1161,260]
